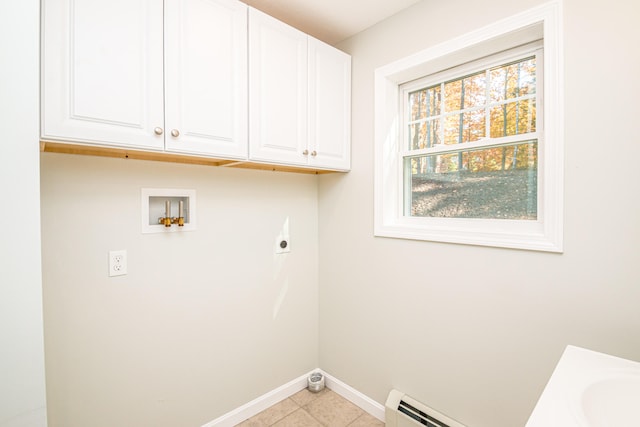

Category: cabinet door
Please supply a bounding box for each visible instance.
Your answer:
[308,38,351,171]
[164,0,248,159]
[41,0,164,150]
[248,8,308,165]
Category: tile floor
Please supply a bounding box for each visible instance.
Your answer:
[236,388,385,427]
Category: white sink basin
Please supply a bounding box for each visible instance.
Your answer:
[577,372,640,427]
[526,346,640,427]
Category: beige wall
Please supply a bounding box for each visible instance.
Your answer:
[35,1,640,426]
[0,1,47,426]
[319,0,640,426]
[40,154,319,426]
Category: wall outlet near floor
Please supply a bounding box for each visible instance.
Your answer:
[108,250,127,277]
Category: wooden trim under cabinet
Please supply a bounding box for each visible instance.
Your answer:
[39,141,342,175]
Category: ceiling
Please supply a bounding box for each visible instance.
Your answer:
[240,0,422,45]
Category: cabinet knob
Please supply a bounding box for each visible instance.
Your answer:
[170,129,180,138]
[302,149,309,155]
[154,127,164,135]
[311,151,317,157]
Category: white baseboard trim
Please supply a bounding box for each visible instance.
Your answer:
[202,372,309,427]
[201,369,385,426]
[322,371,385,422]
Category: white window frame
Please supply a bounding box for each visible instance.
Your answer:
[374,1,563,252]
[400,42,543,217]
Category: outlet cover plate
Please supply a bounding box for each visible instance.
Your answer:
[109,250,127,277]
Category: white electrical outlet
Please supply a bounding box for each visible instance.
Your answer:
[109,250,127,277]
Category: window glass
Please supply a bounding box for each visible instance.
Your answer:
[489,58,536,103]
[409,120,441,150]
[402,54,539,221]
[443,109,486,145]
[489,98,536,137]
[444,72,486,112]
[405,142,538,219]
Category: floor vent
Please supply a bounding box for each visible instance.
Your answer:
[385,389,467,427]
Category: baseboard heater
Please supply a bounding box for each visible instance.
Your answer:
[385,389,467,427]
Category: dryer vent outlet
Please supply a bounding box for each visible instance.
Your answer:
[308,372,325,393]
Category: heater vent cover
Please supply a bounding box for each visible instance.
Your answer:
[385,389,467,427]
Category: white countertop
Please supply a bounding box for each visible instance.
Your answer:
[526,345,640,427]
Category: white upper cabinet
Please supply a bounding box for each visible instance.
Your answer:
[42,0,165,150]
[164,0,247,158]
[248,8,308,166]
[42,0,248,159]
[42,1,350,171]
[308,38,351,171]
[248,8,351,171]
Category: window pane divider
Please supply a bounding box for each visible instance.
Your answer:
[407,94,537,127]
[401,132,539,157]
